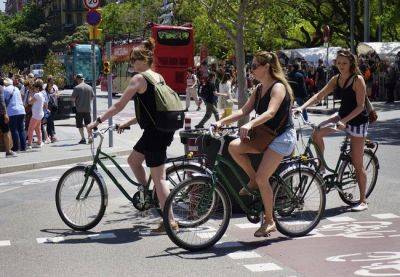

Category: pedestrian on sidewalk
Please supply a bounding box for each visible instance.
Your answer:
[185,68,201,111]
[3,77,26,152]
[27,79,46,149]
[0,78,17,157]
[71,74,94,144]
[289,63,309,121]
[218,72,232,111]
[44,76,58,142]
[195,72,220,128]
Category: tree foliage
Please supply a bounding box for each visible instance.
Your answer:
[43,50,66,88]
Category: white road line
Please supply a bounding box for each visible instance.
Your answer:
[389,234,400,237]
[371,213,400,219]
[228,251,261,259]
[88,233,116,240]
[0,240,11,247]
[37,237,65,244]
[215,241,244,248]
[244,263,283,272]
[326,216,356,222]
[235,223,259,229]
[0,187,23,194]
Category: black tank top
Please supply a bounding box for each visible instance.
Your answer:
[254,81,293,133]
[134,78,157,130]
[337,74,368,126]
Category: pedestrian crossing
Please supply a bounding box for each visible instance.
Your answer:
[1,212,399,274]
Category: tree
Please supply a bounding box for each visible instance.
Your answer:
[43,50,66,88]
[196,0,268,125]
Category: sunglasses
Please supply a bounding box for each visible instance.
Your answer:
[251,63,261,70]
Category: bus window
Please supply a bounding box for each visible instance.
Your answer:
[157,30,190,46]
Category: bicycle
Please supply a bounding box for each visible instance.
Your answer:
[295,113,379,205]
[55,125,209,231]
[163,126,326,251]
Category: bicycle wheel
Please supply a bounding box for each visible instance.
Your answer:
[56,165,107,231]
[163,176,231,251]
[337,149,379,205]
[273,166,326,237]
[151,163,209,215]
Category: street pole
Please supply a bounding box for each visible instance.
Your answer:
[378,0,383,42]
[106,41,113,147]
[350,0,355,53]
[92,41,97,120]
[364,0,370,42]
[140,0,144,26]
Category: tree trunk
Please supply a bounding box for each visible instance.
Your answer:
[235,23,249,126]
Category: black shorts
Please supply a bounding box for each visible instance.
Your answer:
[133,128,175,167]
[76,112,91,128]
[0,115,10,133]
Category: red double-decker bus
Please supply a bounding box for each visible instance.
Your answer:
[151,23,194,94]
[101,23,194,95]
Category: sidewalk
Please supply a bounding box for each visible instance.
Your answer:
[0,120,137,174]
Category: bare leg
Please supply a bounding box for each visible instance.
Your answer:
[228,138,259,187]
[3,132,12,153]
[150,164,168,210]
[127,150,147,185]
[350,136,367,203]
[255,148,284,224]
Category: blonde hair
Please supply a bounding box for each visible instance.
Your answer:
[254,51,294,102]
[130,38,155,66]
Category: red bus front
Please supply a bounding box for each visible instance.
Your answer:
[151,24,194,94]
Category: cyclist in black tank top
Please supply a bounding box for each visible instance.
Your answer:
[294,49,370,212]
[215,51,296,237]
[87,38,179,232]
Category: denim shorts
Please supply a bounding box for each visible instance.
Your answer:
[269,128,297,156]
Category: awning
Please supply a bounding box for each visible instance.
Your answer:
[279,47,342,65]
[357,42,400,60]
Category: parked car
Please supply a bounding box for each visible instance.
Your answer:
[30,63,44,78]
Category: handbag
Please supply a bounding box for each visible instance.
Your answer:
[243,84,289,153]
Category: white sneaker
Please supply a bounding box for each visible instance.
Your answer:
[351,202,368,212]
[33,142,44,148]
[26,145,32,150]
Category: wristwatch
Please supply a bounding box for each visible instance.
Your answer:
[96,117,102,124]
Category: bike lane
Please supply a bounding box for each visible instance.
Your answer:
[225,213,400,276]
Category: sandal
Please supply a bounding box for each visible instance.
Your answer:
[254,221,276,237]
[239,182,258,196]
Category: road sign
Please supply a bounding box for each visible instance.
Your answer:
[86,9,101,26]
[84,0,100,10]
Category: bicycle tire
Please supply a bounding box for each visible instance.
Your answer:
[55,165,107,231]
[163,176,231,251]
[337,149,379,205]
[273,166,326,237]
[151,163,209,216]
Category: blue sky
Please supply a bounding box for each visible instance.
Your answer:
[0,2,5,12]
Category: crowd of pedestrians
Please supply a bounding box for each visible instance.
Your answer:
[0,73,59,157]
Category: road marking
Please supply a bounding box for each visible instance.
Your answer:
[228,251,261,259]
[88,233,116,240]
[327,216,356,222]
[37,237,65,244]
[371,213,400,219]
[0,187,22,194]
[215,241,244,248]
[235,223,259,229]
[389,234,400,237]
[196,232,226,239]
[0,240,11,247]
[244,263,282,272]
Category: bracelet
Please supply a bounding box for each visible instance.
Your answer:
[96,117,102,124]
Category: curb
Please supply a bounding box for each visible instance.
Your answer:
[0,149,132,174]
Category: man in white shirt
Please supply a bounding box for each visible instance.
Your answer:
[185,68,201,111]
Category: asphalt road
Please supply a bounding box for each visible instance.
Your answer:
[0,101,399,276]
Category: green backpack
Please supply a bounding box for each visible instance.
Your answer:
[135,71,185,132]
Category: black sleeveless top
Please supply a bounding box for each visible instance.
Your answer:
[133,78,157,130]
[254,81,293,134]
[337,74,368,126]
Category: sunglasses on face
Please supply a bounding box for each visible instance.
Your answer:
[251,63,261,70]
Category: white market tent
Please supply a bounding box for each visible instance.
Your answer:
[280,46,342,65]
[357,42,400,60]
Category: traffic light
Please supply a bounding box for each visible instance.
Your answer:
[89,25,102,40]
[103,61,111,75]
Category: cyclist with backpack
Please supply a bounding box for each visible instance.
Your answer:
[294,49,370,212]
[87,38,184,233]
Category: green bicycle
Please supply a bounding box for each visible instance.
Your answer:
[55,125,209,231]
[163,127,326,251]
[295,113,379,205]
